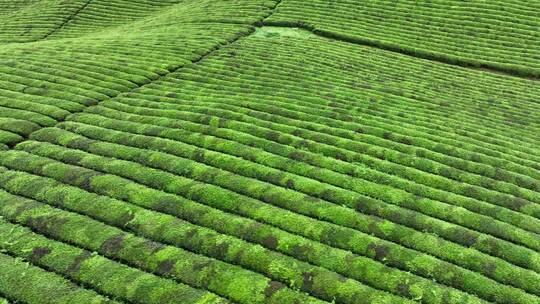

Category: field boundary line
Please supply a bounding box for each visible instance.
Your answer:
[7,1,285,149]
[39,0,93,41]
[258,20,539,81]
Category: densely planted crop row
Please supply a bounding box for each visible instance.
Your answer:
[0,213,231,304]
[267,0,540,77]
[0,0,280,147]
[65,104,540,263]
[20,125,540,296]
[1,138,538,303]
[0,148,497,304]
[0,0,86,42]
[44,0,182,39]
[0,186,337,304]
[119,37,540,217]
[47,0,279,39]
[1,1,539,303]
[0,251,120,304]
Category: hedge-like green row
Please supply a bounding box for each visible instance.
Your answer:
[44,0,184,39]
[37,121,540,281]
[0,296,8,304]
[26,126,540,292]
[144,69,540,208]
[0,0,278,147]
[7,59,134,94]
[266,1,540,77]
[0,65,115,101]
[0,0,86,42]
[2,145,539,304]
[47,0,279,39]
[0,106,57,127]
[0,129,22,146]
[93,97,540,235]
[0,117,40,136]
[59,113,540,273]
[0,207,234,304]
[0,161,492,304]
[0,251,119,304]
[158,67,540,199]
[163,35,540,167]
[0,184,333,304]
[0,95,71,121]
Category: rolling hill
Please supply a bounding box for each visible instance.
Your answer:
[0,1,539,304]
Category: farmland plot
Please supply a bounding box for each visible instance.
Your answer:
[267,0,540,77]
[0,1,538,304]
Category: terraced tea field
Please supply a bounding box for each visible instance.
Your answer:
[0,1,539,304]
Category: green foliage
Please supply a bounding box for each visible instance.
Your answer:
[0,198,232,304]
[0,185,326,304]
[0,1,539,304]
[266,1,540,77]
[0,251,119,304]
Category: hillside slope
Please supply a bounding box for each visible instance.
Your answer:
[267,0,540,77]
[0,1,538,304]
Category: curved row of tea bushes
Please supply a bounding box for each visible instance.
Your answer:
[163,38,540,194]
[74,101,540,269]
[2,143,539,304]
[0,188,335,304]
[0,251,120,304]
[45,0,182,39]
[47,0,279,39]
[103,91,540,233]
[0,0,274,147]
[0,215,232,304]
[0,152,490,304]
[0,0,86,43]
[267,0,540,77]
[23,125,540,295]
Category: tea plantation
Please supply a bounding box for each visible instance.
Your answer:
[0,1,539,304]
